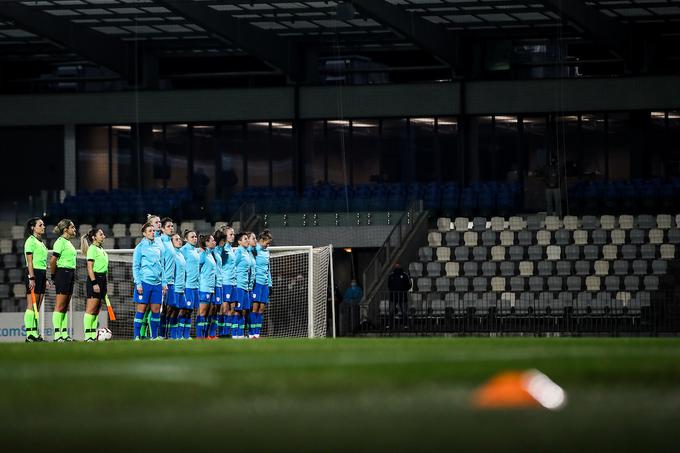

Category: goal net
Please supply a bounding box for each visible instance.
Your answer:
[38,245,333,340]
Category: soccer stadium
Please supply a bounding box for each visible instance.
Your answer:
[1,0,680,450]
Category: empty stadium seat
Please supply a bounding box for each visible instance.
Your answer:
[427,232,442,247]
[445,231,461,247]
[454,246,470,261]
[556,261,572,276]
[500,261,515,277]
[454,217,469,232]
[436,247,451,262]
[594,260,609,277]
[660,244,675,260]
[490,217,505,232]
[499,230,514,246]
[618,215,634,230]
[536,230,551,246]
[463,231,478,247]
[409,262,423,278]
[491,246,505,261]
[436,217,451,233]
[426,262,442,277]
[418,247,433,262]
[519,261,534,277]
[481,230,496,247]
[444,262,459,277]
[482,262,497,277]
[657,214,672,230]
[563,216,579,231]
[463,262,478,277]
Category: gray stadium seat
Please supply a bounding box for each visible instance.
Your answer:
[577,291,593,308]
[537,261,553,277]
[641,244,657,260]
[536,230,551,246]
[548,276,563,292]
[644,275,659,291]
[454,217,469,232]
[436,217,451,233]
[499,230,514,246]
[573,230,587,246]
[491,245,506,261]
[529,276,545,292]
[555,229,570,246]
[528,245,544,261]
[409,262,423,278]
[491,277,506,292]
[668,229,680,244]
[517,293,535,313]
[527,216,543,231]
[490,217,506,232]
[629,229,645,245]
[482,230,497,247]
[621,244,637,260]
[585,276,601,291]
[482,261,497,277]
[652,259,667,275]
[538,292,555,309]
[454,246,470,261]
[454,277,469,292]
[611,229,625,245]
[563,216,579,231]
[602,245,618,261]
[3,255,18,268]
[445,231,461,247]
[445,262,460,277]
[509,246,524,261]
[436,247,451,262]
[463,262,479,277]
[417,278,432,293]
[545,216,562,231]
[636,214,656,230]
[472,217,487,232]
[592,229,607,245]
[575,260,590,276]
[426,262,442,277]
[565,245,581,260]
[567,276,582,292]
[510,277,525,292]
[558,292,574,309]
[604,276,620,292]
[584,245,599,261]
[508,216,526,232]
[632,260,648,275]
[556,261,571,276]
[500,261,515,277]
[519,261,533,277]
[546,245,561,261]
[624,276,640,292]
[649,229,664,245]
[582,216,599,230]
[472,246,488,261]
[612,260,628,275]
[418,247,433,262]
[518,230,532,246]
[473,277,488,292]
[600,215,616,230]
[436,277,451,292]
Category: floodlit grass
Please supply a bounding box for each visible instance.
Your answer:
[1,338,680,451]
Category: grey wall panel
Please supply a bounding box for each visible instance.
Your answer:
[299,83,459,119]
[467,76,680,114]
[271,225,395,248]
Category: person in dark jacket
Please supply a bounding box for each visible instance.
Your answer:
[387,263,411,327]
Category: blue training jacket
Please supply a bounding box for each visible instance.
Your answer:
[160,234,176,285]
[221,243,237,286]
[254,243,272,287]
[180,242,200,290]
[173,247,187,293]
[199,248,217,293]
[234,245,255,291]
[213,245,224,287]
[132,237,166,287]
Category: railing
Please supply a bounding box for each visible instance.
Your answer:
[361,200,426,306]
[231,202,261,232]
[347,290,680,336]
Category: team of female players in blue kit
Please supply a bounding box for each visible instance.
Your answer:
[21,214,273,341]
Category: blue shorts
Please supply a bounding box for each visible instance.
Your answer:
[174,292,185,309]
[132,282,163,305]
[164,284,175,307]
[223,285,235,304]
[234,287,252,311]
[199,291,214,305]
[214,286,223,306]
[183,288,200,310]
[252,283,270,304]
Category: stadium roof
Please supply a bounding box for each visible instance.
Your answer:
[1,0,679,91]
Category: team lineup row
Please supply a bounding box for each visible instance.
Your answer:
[21,215,273,342]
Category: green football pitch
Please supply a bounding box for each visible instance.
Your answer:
[1,337,680,452]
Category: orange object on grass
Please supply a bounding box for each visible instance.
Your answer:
[472,371,541,408]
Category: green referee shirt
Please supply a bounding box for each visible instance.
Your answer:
[53,236,77,269]
[87,244,109,274]
[24,235,48,270]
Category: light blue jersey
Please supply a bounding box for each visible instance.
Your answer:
[181,242,200,290]
[160,234,176,285]
[221,243,237,286]
[132,238,166,287]
[199,248,217,293]
[254,243,272,287]
[213,245,224,287]
[234,245,256,291]
[173,247,187,293]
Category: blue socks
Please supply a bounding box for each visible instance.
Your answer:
[249,312,257,337]
[181,315,192,339]
[196,315,206,338]
[217,314,225,336]
[150,313,160,339]
[134,311,145,338]
[159,313,167,338]
[236,315,244,337]
[169,317,179,339]
[208,315,217,338]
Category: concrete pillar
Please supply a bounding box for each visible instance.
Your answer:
[64,124,76,195]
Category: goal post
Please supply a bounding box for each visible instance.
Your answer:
[38,245,333,340]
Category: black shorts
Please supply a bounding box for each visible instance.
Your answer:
[86,273,108,299]
[54,268,75,295]
[25,269,47,294]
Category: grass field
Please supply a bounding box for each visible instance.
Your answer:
[1,338,680,452]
